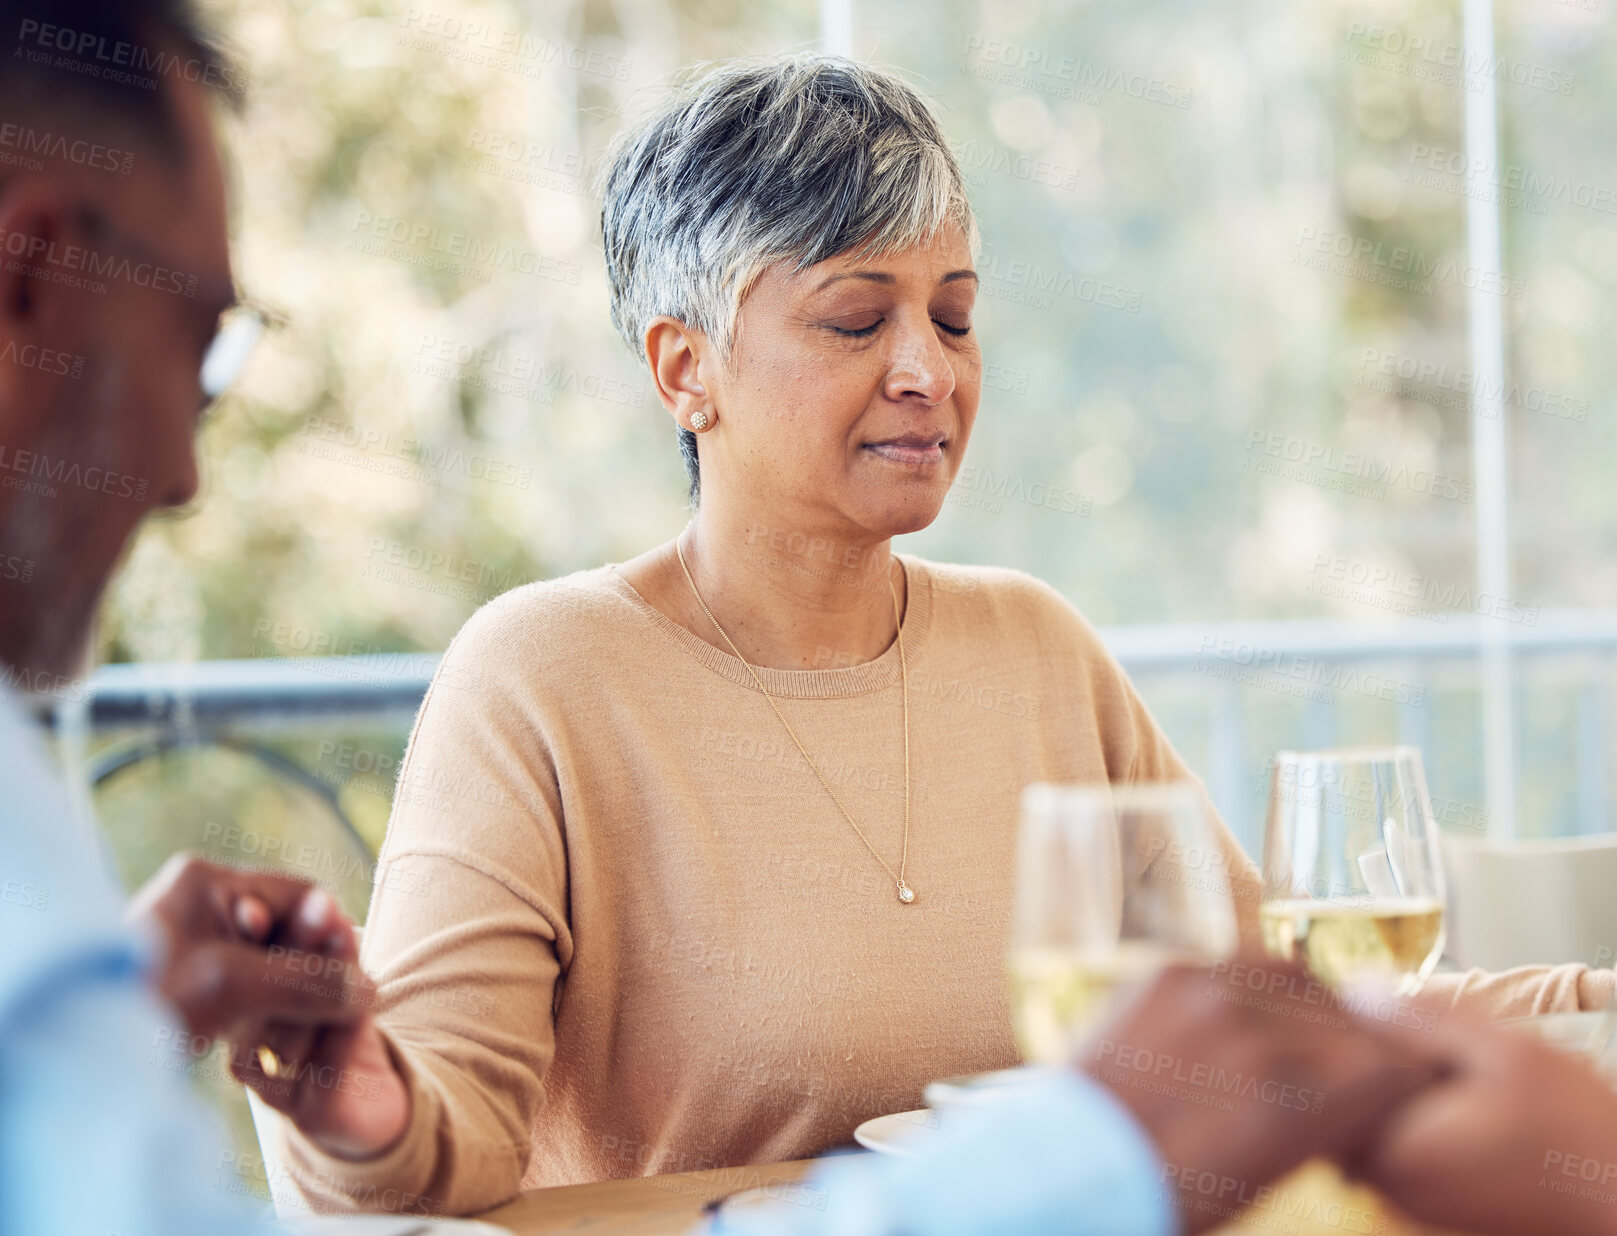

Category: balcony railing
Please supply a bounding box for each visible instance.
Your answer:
[37,610,1617,851]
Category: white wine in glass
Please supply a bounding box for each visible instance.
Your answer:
[1260,747,1447,995]
[1258,896,1446,991]
[1010,782,1239,1065]
[1009,939,1180,1065]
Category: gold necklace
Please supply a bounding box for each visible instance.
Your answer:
[676,532,915,905]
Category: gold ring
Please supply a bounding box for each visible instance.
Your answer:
[256,1044,285,1078]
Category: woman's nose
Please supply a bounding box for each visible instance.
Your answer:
[882,320,955,406]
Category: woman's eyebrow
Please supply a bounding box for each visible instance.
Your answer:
[809,268,979,293]
[811,271,896,293]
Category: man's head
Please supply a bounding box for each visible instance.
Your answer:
[0,0,235,690]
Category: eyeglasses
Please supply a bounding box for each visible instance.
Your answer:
[200,299,281,416]
[74,203,282,418]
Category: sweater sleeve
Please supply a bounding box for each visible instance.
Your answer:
[1423,963,1617,1018]
[1116,667,1265,956]
[1096,626,1617,1017]
[1002,572,1616,1020]
[1105,662,1617,1010]
[1114,641,1616,1018]
[1007,570,1265,956]
[260,594,573,1217]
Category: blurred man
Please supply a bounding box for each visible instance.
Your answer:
[0,3,388,1233]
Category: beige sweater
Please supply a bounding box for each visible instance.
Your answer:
[263,552,1614,1216]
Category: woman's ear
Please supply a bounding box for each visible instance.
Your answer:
[644,317,714,432]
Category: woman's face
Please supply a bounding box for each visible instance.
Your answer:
[702,220,981,541]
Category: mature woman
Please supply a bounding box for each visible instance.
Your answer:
[260,53,1614,1216]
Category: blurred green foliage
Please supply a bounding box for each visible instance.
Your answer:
[90,0,1617,863]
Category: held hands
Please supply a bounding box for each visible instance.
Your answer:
[129,854,412,1160]
[1081,955,1447,1235]
[1084,955,1617,1236]
[1351,1010,1617,1236]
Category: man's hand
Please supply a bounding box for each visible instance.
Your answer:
[130,853,411,1160]
[1352,1010,1617,1236]
[1082,955,1448,1234]
[129,853,373,1040]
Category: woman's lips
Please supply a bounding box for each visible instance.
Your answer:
[864,441,945,466]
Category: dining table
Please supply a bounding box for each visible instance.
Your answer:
[472,1156,1480,1235]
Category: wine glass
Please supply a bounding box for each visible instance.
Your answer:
[1009,781,1240,1066]
[1259,747,1447,995]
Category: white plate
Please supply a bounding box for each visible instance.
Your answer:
[853,1108,943,1156]
[923,1065,1055,1113]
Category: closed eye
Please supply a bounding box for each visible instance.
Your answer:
[827,319,973,339]
[829,321,882,338]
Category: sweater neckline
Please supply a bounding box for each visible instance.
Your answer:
[602,551,934,699]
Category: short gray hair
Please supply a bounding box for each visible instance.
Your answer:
[598,52,978,505]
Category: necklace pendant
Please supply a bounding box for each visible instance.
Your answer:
[896,881,916,904]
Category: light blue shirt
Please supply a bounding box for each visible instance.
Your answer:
[0,684,275,1236]
[705,1069,1177,1236]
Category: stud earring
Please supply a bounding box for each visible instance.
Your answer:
[689,410,710,431]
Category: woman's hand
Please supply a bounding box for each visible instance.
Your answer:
[130,854,412,1160]
[232,998,414,1161]
[225,884,414,1161]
